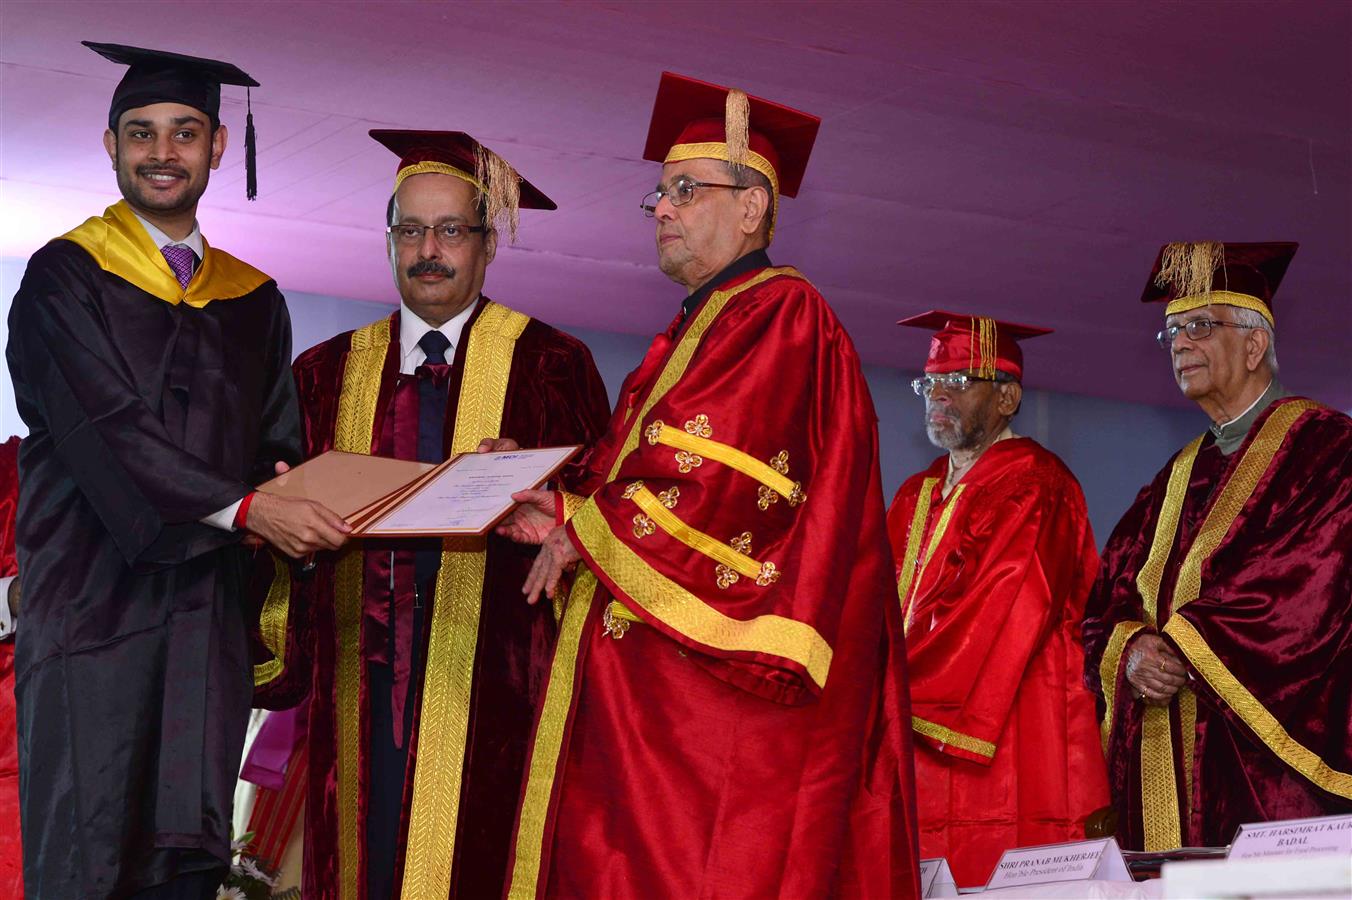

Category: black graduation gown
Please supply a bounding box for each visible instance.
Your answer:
[6,208,300,898]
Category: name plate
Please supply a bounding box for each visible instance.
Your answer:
[985,837,1130,891]
[1229,813,1352,861]
[918,858,958,898]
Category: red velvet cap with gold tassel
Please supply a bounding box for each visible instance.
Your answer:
[642,72,820,241]
[1141,241,1297,326]
[370,129,556,242]
[897,310,1052,381]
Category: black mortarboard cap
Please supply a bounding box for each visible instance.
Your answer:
[84,41,261,200]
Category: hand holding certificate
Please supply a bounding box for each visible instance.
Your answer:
[258,446,580,537]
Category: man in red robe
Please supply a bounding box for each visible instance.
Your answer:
[251,131,610,900]
[1083,242,1352,851]
[887,313,1108,886]
[497,72,920,899]
[1,436,22,899]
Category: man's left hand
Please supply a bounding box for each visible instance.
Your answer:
[522,525,581,606]
[477,437,521,453]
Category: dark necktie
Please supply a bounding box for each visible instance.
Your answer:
[414,330,452,591]
[161,244,197,290]
[416,330,452,463]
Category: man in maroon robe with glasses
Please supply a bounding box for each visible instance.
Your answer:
[251,130,610,900]
[1083,241,1352,851]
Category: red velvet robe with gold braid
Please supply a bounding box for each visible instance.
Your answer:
[505,261,920,900]
[251,298,610,900]
[886,438,1108,886]
[1083,398,1352,852]
[0,436,21,900]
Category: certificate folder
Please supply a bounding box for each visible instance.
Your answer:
[258,445,580,537]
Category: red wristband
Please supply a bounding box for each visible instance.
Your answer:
[234,492,256,530]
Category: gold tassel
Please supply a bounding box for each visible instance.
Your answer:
[725,89,750,171]
[475,144,522,243]
[1156,241,1225,299]
[982,317,997,378]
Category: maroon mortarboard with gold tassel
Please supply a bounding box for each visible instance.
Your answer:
[84,41,261,200]
[1141,241,1298,326]
[897,310,1052,381]
[642,71,821,241]
[370,129,556,242]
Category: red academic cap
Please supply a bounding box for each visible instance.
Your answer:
[897,310,1052,381]
[642,72,820,239]
[370,129,555,240]
[1141,241,1297,326]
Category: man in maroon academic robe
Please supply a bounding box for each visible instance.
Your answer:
[252,131,610,900]
[1083,241,1352,851]
[497,72,920,899]
[888,313,1108,886]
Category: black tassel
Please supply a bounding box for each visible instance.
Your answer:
[245,86,258,201]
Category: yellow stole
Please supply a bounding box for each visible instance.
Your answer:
[329,302,530,900]
[57,200,271,306]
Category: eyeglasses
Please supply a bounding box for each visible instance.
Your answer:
[641,176,743,216]
[1156,318,1256,349]
[911,372,1012,397]
[386,222,489,247]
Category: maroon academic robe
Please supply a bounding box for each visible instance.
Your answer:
[887,439,1108,886]
[253,298,609,899]
[1083,398,1352,851]
[505,255,921,900]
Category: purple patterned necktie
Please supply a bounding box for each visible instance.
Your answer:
[161,244,196,290]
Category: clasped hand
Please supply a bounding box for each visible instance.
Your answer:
[1125,633,1188,707]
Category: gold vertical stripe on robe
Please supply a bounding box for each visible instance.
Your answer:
[1134,399,1319,850]
[505,267,805,899]
[332,316,394,899]
[401,302,530,900]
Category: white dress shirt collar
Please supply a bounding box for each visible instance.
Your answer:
[132,211,204,258]
[399,298,478,375]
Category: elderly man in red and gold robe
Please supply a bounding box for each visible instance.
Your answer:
[887,313,1108,886]
[251,131,610,900]
[1083,242,1352,851]
[497,72,920,899]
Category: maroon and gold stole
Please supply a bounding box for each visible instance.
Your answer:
[1103,399,1326,850]
[327,302,530,899]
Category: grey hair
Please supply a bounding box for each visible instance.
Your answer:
[1229,306,1279,375]
[722,161,773,244]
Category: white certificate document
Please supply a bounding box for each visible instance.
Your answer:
[363,445,577,536]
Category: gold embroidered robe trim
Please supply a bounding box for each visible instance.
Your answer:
[645,422,803,503]
[899,483,967,635]
[1133,398,1322,850]
[506,267,806,899]
[400,302,530,900]
[332,316,394,899]
[911,715,996,760]
[252,553,292,686]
